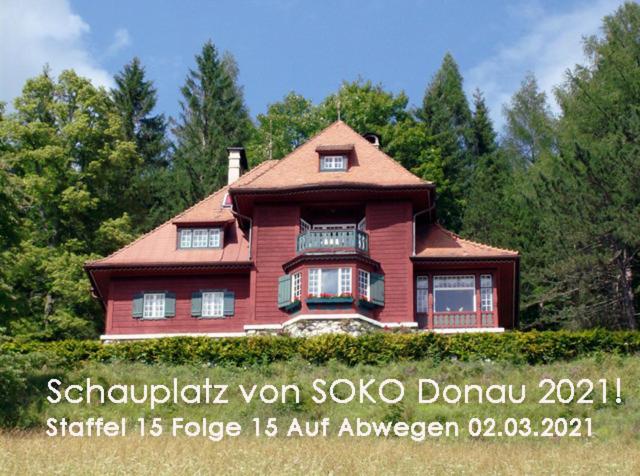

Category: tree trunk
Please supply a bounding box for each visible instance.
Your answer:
[618,247,637,330]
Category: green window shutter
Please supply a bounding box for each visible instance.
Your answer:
[223,291,235,316]
[371,273,385,306]
[132,293,144,318]
[278,275,292,308]
[164,292,176,317]
[191,291,202,317]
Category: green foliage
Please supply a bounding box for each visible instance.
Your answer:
[417,53,474,231]
[167,41,253,217]
[2,330,638,368]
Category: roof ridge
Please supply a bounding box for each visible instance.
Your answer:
[88,161,278,265]
[434,223,519,255]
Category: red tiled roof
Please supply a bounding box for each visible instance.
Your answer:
[415,224,518,259]
[87,160,278,267]
[230,121,431,192]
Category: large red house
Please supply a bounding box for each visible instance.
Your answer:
[86,121,519,341]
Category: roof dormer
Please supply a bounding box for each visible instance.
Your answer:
[316,144,354,172]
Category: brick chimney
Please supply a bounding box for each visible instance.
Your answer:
[227,147,248,185]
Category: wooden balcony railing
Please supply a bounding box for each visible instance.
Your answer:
[296,229,369,254]
[432,311,497,329]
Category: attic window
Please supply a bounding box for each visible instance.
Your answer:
[320,155,347,171]
[179,228,222,249]
[222,192,232,208]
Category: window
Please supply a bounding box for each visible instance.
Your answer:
[292,272,302,301]
[358,270,370,300]
[320,155,347,171]
[308,268,351,297]
[178,228,222,249]
[480,274,493,311]
[433,275,476,313]
[222,192,232,208]
[202,291,224,317]
[416,276,429,313]
[143,293,165,319]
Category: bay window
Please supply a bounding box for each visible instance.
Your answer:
[308,268,351,297]
[433,275,476,313]
[358,270,370,300]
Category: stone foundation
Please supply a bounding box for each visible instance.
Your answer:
[282,318,378,337]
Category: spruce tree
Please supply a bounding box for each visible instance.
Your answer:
[112,58,170,231]
[417,53,473,231]
[170,41,252,210]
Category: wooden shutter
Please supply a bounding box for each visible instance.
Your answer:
[132,293,144,318]
[223,291,235,316]
[278,275,292,308]
[164,292,176,317]
[371,273,385,306]
[191,291,202,317]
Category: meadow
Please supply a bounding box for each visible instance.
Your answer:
[1,354,639,474]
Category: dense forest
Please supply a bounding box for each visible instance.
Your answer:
[0,3,638,340]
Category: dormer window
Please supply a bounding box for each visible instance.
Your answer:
[179,228,222,249]
[320,155,347,171]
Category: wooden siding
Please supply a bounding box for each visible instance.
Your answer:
[252,204,300,323]
[107,274,250,334]
[366,201,414,323]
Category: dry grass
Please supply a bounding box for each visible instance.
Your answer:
[1,432,638,475]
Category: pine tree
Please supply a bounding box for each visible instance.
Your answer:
[417,53,473,231]
[170,41,252,211]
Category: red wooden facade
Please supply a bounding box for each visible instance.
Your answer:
[86,121,519,340]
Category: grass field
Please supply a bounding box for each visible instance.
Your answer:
[2,355,639,474]
[1,433,639,475]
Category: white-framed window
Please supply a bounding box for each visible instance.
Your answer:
[179,228,222,248]
[308,268,351,297]
[143,293,165,319]
[433,275,476,313]
[320,155,347,171]
[480,274,493,311]
[222,192,232,208]
[202,291,224,317]
[416,276,429,313]
[292,272,302,301]
[179,229,193,248]
[358,270,370,300]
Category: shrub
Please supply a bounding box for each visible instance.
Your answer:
[0,330,638,368]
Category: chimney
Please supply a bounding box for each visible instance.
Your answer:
[226,147,248,185]
[363,133,380,149]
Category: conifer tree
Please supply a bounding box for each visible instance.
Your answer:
[170,41,252,211]
[112,58,170,231]
[417,53,473,231]
[502,73,556,168]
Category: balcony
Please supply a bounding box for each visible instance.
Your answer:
[296,229,369,254]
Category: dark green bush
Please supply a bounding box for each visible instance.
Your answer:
[0,330,638,367]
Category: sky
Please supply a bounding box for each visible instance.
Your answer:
[0,0,628,129]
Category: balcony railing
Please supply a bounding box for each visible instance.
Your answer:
[296,229,369,254]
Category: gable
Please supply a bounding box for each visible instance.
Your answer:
[230,121,431,192]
